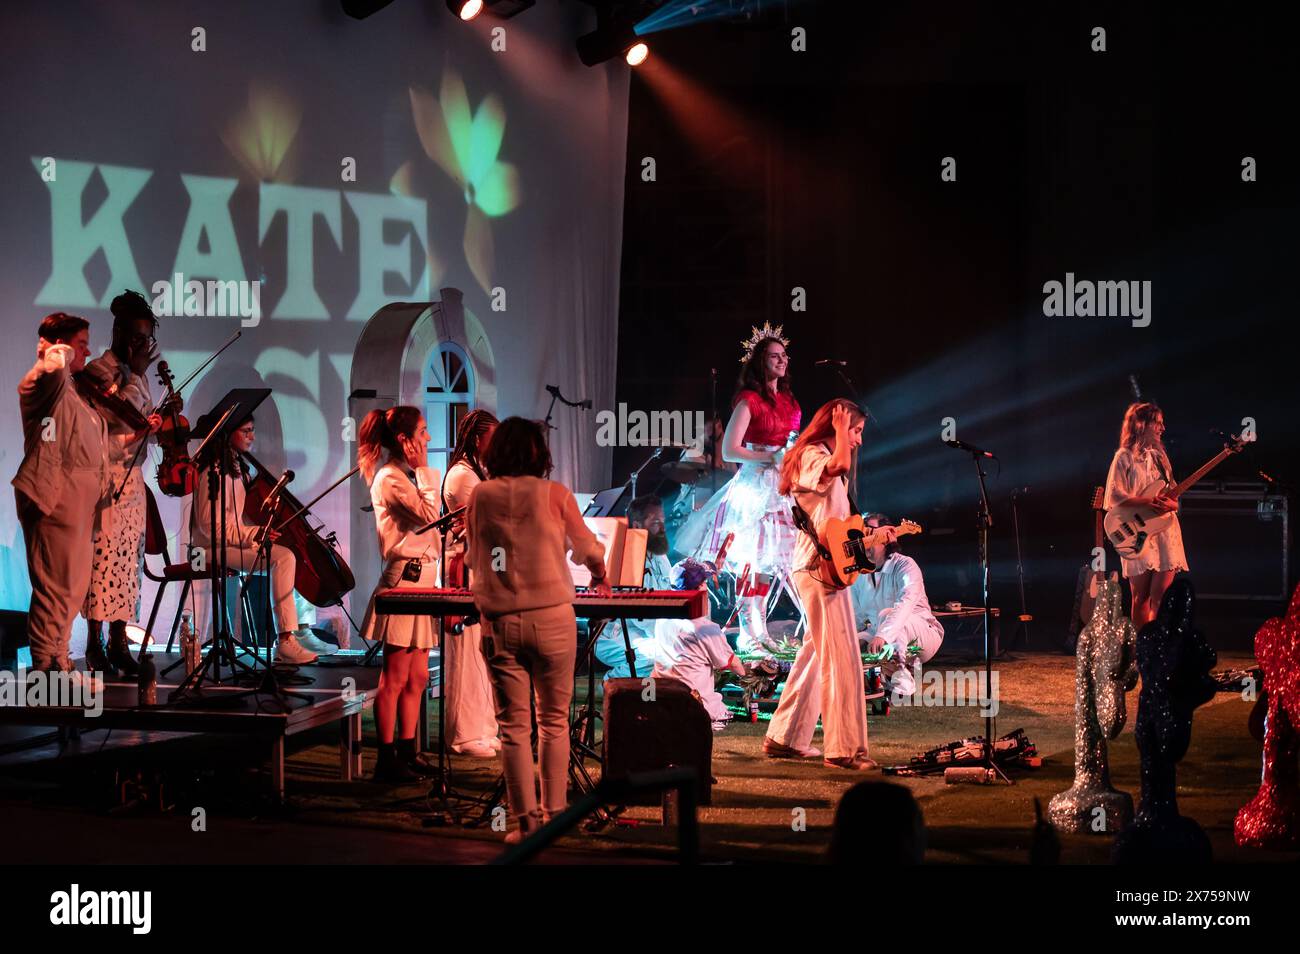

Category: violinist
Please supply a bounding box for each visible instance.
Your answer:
[12,313,108,674]
[80,290,166,677]
[189,414,323,665]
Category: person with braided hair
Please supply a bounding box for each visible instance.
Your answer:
[439,409,501,759]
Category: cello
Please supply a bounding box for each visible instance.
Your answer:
[239,451,355,607]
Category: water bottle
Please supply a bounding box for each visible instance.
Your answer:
[137,637,157,706]
[179,612,199,676]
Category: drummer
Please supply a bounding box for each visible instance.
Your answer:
[593,494,671,678]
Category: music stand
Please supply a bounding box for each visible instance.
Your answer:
[169,389,271,700]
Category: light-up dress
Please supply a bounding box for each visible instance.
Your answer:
[676,388,801,648]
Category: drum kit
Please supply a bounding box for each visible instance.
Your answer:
[658,444,717,538]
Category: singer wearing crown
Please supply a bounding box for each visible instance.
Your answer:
[676,324,801,654]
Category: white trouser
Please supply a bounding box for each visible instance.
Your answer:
[192,544,300,640]
[767,570,869,760]
[15,472,101,671]
[444,621,500,750]
[594,626,658,679]
[879,617,944,697]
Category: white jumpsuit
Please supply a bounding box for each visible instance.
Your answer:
[440,460,499,751]
[765,443,870,761]
[12,345,108,671]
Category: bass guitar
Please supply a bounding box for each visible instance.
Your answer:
[1103,432,1246,556]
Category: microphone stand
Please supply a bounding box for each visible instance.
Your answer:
[542,384,591,447]
[709,367,718,495]
[969,446,1010,783]
[1010,488,1032,651]
[170,410,260,698]
[926,442,1011,784]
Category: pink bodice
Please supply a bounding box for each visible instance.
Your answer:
[736,389,801,447]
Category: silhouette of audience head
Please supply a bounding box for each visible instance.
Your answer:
[828,781,925,864]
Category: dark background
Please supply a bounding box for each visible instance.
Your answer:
[613,2,1297,650]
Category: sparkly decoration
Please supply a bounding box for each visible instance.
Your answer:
[739,321,790,364]
[1234,581,1300,849]
[1049,576,1138,834]
[1113,579,1218,864]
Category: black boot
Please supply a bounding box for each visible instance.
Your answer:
[106,621,139,678]
[373,741,419,784]
[398,736,436,777]
[84,621,117,677]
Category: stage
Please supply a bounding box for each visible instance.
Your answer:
[1,648,1287,865]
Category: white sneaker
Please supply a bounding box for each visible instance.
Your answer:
[295,630,338,656]
[274,634,318,665]
[453,740,498,758]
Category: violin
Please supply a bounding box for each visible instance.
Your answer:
[73,371,152,433]
[154,361,197,497]
[239,451,355,607]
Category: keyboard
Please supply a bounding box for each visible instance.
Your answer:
[373,586,708,620]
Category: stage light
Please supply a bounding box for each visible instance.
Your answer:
[625,41,650,66]
[577,20,643,67]
[447,0,483,18]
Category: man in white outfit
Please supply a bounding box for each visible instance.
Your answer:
[651,558,746,731]
[851,513,944,698]
[12,314,108,672]
[593,495,671,678]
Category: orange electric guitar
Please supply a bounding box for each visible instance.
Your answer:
[819,516,922,588]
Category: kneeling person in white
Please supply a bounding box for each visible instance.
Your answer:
[850,513,944,699]
[651,558,746,731]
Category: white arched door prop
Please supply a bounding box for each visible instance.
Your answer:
[349,288,497,604]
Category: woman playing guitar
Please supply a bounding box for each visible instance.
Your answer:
[763,399,893,771]
[1103,402,1187,629]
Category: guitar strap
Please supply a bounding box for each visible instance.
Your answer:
[789,472,856,566]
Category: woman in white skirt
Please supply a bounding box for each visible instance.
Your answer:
[676,325,802,653]
[1104,402,1187,629]
[358,406,442,783]
[439,409,501,759]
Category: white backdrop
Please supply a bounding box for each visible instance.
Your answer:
[0,1,629,643]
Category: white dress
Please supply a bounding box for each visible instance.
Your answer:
[359,461,442,649]
[440,460,500,749]
[1103,446,1189,578]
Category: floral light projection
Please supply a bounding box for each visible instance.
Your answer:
[221,83,302,183]
[408,68,522,293]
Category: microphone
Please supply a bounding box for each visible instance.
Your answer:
[261,469,294,512]
[815,359,847,367]
[1011,485,1030,497]
[546,384,592,410]
[943,439,996,459]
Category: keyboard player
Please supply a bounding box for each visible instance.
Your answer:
[466,417,610,844]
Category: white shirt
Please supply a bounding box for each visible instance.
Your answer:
[850,553,943,654]
[191,459,258,550]
[653,617,735,722]
[789,442,849,572]
[370,460,442,564]
[441,459,482,560]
